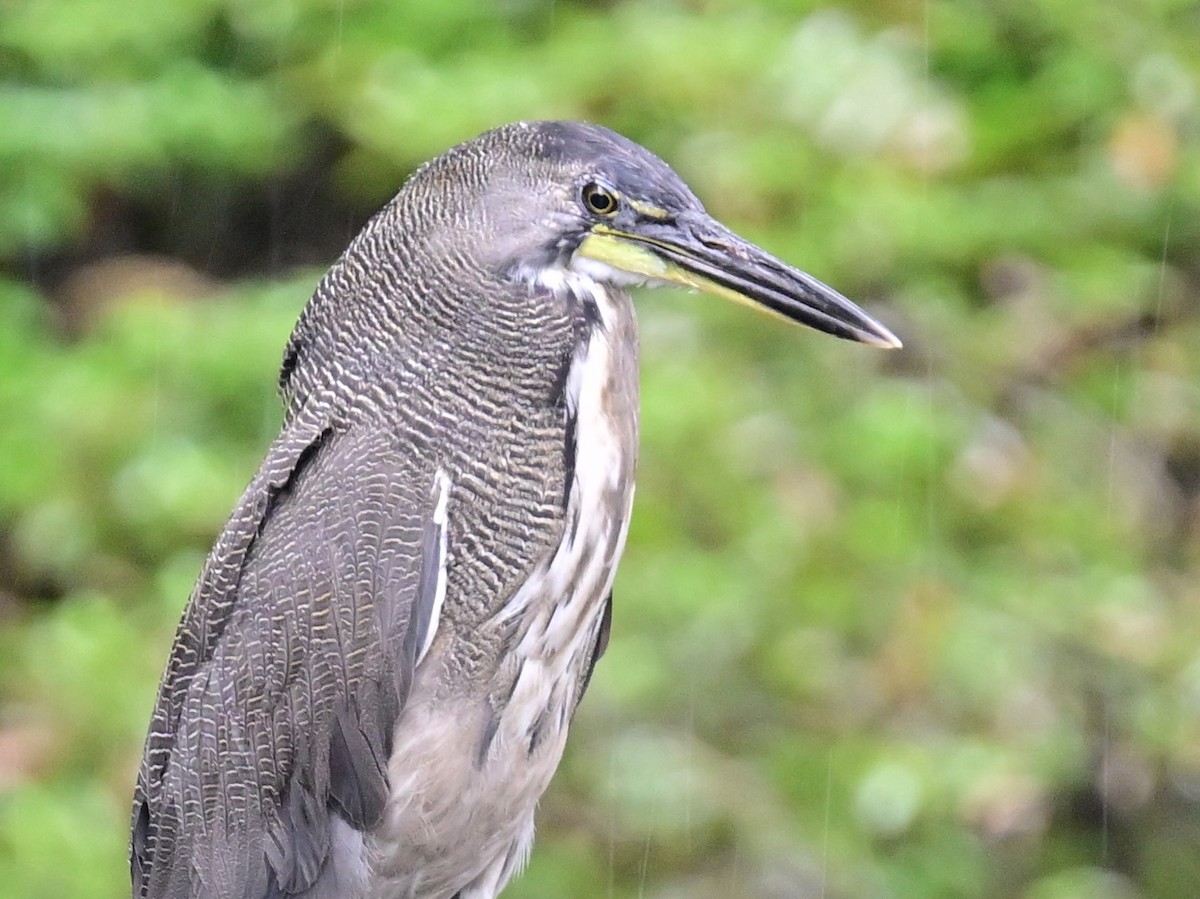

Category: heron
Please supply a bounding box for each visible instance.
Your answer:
[131,120,899,899]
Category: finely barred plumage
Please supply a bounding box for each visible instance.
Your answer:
[132,121,898,899]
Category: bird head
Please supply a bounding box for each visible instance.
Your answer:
[457,120,900,349]
[281,121,899,415]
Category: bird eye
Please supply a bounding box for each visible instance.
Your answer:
[581,182,619,216]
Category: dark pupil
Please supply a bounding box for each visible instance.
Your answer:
[588,187,613,212]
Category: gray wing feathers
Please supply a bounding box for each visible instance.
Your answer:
[133,419,445,899]
[133,419,329,899]
[326,694,392,829]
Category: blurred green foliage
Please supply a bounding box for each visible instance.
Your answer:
[1,0,1199,897]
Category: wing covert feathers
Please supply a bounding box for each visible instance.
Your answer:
[132,421,446,899]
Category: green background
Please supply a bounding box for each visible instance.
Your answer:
[2,0,1198,896]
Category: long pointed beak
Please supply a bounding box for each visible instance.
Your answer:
[577,213,901,349]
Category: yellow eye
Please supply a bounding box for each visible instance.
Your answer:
[582,182,618,216]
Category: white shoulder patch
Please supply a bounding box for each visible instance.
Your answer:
[417,469,452,666]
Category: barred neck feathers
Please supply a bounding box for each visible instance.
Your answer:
[500,257,639,663]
